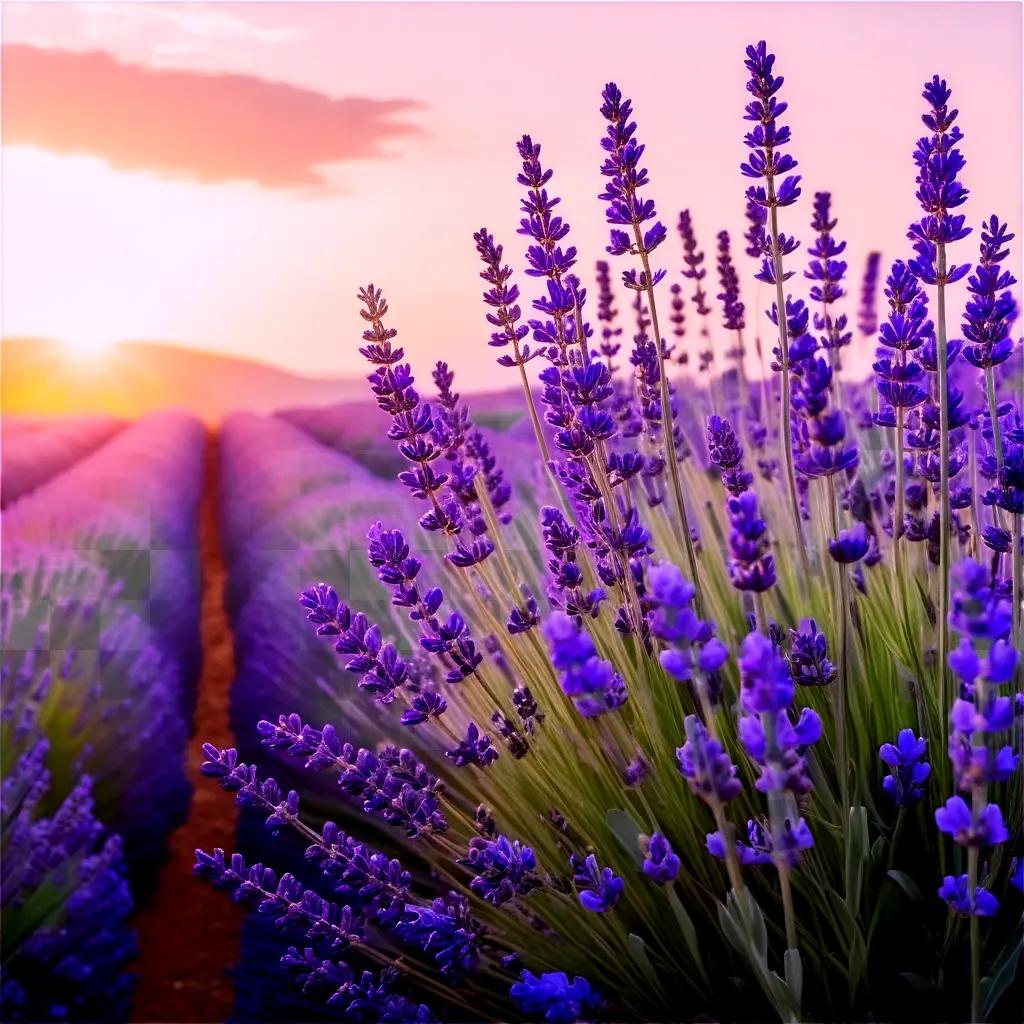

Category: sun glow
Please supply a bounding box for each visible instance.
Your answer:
[62,330,114,362]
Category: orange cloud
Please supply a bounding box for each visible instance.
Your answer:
[1,44,423,187]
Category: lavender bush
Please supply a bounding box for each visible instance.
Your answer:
[198,43,1022,1023]
[0,416,124,508]
[1,413,206,1015]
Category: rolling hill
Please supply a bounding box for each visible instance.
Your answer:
[1,338,364,422]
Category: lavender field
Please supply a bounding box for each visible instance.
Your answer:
[2,26,1024,1024]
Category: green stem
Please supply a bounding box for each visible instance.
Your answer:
[985,365,1005,532]
[894,407,906,580]
[636,241,702,610]
[778,862,798,952]
[968,846,981,1023]
[765,179,810,577]
[935,241,951,757]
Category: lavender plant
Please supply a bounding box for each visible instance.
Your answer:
[198,42,1023,1024]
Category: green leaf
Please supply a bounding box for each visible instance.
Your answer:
[667,887,707,982]
[845,806,869,912]
[783,947,803,1007]
[981,931,1024,1019]
[626,933,665,998]
[605,808,645,867]
[887,869,924,906]
[869,836,886,865]
[899,972,942,996]
[718,890,800,1022]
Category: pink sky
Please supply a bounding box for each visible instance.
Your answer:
[2,2,1021,391]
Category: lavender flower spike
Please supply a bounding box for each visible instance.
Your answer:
[601,82,700,599]
[741,40,807,564]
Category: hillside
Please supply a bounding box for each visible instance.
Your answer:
[1,338,363,422]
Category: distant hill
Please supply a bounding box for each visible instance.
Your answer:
[1,338,364,422]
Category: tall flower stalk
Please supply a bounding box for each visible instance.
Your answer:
[599,82,701,606]
[907,75,972,735]
[741,41,807,565]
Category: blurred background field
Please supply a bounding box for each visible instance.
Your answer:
[0,339,526,1021]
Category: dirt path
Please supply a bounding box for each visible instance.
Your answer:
[131,435,243,1023]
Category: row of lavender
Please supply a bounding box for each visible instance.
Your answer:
[218,412,426,1020]
[194,40,1022,1024]
[1,415,124,508]
[1,412,206,1021]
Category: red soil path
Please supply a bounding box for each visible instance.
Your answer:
[130,437,243,1023]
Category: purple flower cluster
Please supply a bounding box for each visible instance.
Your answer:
[962,216,1017,369]
[543,612,627,717]
[805,192,850,355]
[857,251,882,339]
[738,632,822,798]
[707,415,753,496]
[741,40,801,282]
[510,970,601,1022]
[571,853,624,913]
[359,285,461,536]
[599,84,667,270]
[726,490,777,592]
[908,76,972,279]
[716,230,746,335]
[461,834,542,906]
[879,730,931,807]
[1,741,135,1022]
[677,715,743,805]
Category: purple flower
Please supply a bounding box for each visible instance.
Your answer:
[707,415,753,496]
[793,354,859,479]
[962,216,1017,369]
[359,285,460,535]
[787,618,836,687]
[708,816,814,868]
[300,585,412,703]
[642,832,681,885]
[879,729,931,806]
[739,706,821,795]
[1010,858,1024,892]
[539,506,606,620]
[738,631,793,713]
[623,752,651,788]
[599,84,667,263]
[446,722,499,770]
[510,970,601,1023]
[716,229,746,332]
[744,197,768,259]
[677,715,743,804]
[571,853,624,913]
[805,192,850,354]
[461,834,541,906]
[938,874,999,917]
[741,41,802,285]
[935,795,1009,847]
[873,260,933,417]
[858,251,882,338]
[474,228,534,367]
[678,210,713,333]
[400,691,448,727]
[253,720,447,838]
[727,491,777,592]
[393,891,482,981]
[949,558,1013,642]
[595,259,624,366]
[908,76,972,257]
[542,612,627,717]
[517,135,578,281]
[828,523,870,564]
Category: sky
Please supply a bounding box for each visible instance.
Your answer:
[2,1,1021,392]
